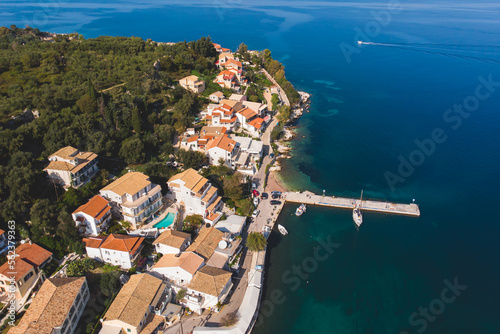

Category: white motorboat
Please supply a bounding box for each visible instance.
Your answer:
[295,203,306,216]
[353,190,363,227]
[278,224,288,236]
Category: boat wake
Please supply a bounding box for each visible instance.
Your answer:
[358,41,500,65]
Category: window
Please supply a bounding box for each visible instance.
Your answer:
[127,329,131,333]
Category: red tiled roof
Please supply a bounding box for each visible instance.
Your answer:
[84,234,144,255]
[237,108,257,120]
[15,243,53,267]
[0,229,4,236]
[73,195,110,220]
[206,136,237,153]
[248,117,264,129]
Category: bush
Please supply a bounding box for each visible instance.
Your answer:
[177,288,187,301]
[246,232,266,252]
[66,258,96,276]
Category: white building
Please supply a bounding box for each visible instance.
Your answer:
[182,266,233,315]
[236,108,265,137]
[167,169,223,225]
[209,91,224,103]
[214,215,246,236]
[100,172,162,229]
[151,252,204,285]
[180,75,205,93]
[43,146,99,189]
[100,274,169,334]
[83,233,145,269]
[72,195,112,236]
[153,229,192,255]
[230,136,264,175]
[8,277,89,334]
[206,135,238,167]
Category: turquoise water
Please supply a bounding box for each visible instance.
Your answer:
[2,1,500,333]
[153,212,176,229]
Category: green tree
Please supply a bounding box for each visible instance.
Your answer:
[223,173,244,201]
[76,94,97,114]
[183,214,204,232]
[238,43,248,54]
[271,94,280,111]
[120,136,146,164]
[246,232,266,252]
[100,271,121,297]
[277,105,291,123]
[66,258,96,276]
[177,288,187,301]
[131,107,142,134]
[177,149,206,169]
[30,199,58,238]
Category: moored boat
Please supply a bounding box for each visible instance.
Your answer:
[278,224,288,236]
[295,203,306,216]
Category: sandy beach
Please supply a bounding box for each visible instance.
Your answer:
[266,171,289,193]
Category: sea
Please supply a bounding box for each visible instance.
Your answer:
[2,1,500,333]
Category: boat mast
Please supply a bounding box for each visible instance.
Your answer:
[360,189,363,209]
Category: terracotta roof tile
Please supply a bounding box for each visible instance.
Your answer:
[73,195,110,219]
[153,252,204,275]
[186,227,223,260]
[152,230,191,249]
[188,266,232,296]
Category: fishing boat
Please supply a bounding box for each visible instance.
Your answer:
[357,40,363,45]
[295,203,306,216]
[352,190,363,227]
[278,224,288,236]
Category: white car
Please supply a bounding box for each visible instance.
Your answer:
[252,209,260,218]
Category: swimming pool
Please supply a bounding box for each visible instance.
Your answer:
[153,212,176,229]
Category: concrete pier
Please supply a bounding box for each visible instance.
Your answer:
[283,191,420,217]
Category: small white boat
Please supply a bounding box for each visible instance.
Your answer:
[278,224,288,236]
[295,203,306,216]
[353,190,363,227]
[357,40,363,45]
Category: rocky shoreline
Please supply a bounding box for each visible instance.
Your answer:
[272,91,311,171]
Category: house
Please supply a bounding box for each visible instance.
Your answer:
[179,75,205,93]
[214,215,246,236]
[99,274,169,334]
[230,136,264,175]
[221,99,243,112]
[242,100,268,117]
[8,277,89,334]
[218,53,234,65]
[72,195,112,236]
[270,85,280,95]
[182,133,216,151]
[167,169,223,225]
[203,103,238,131]
[182,266,232,314]
[83,233,144,269]
[209,91,224,103]
[206,135,238,167]
[222,58,243,71]
[100,172,162,229]
[186,227,224,261]
[150,252,204,285]
[236,108,265,137]
[228,94,247,102]
[43,146,99,189]
[163,303,183,326]
[213,43,222,53]
[0,243,53,310]
[153,229,191,255]
[200,126,227,137]
[215,70,240,91]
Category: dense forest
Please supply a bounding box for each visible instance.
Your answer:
[0,25,299,258]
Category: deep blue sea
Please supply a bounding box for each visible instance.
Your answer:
[2,1,500,333]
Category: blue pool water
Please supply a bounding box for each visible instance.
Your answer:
[153,212,176,229]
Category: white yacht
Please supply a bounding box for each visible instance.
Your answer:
[278,224,288,236]
[353,190,363,227]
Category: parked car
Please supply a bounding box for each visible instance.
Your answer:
[272,194,281,199]
[252,190,260,197]
[252,209,260,218]
[271,191,281,196]
[261,193,268,199]
[252,182,257,190]
[253,197,259,206]
[270,200,281,205]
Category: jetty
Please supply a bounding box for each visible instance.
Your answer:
[283,191,420,216]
